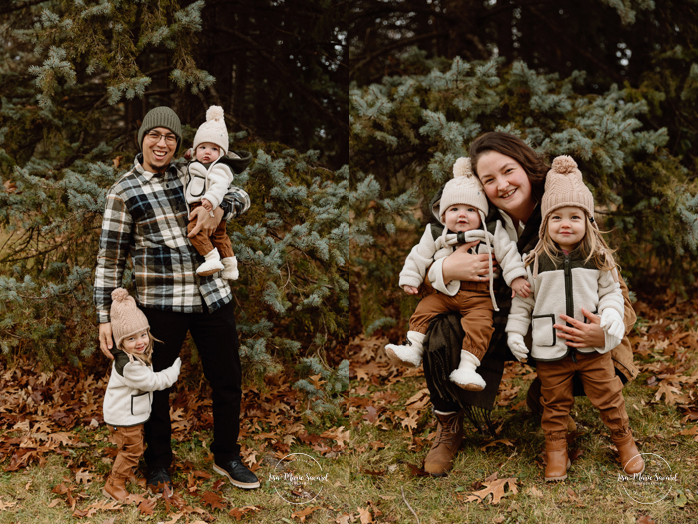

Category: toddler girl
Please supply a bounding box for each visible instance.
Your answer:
[506,156,644,481]
[102,288,181,501]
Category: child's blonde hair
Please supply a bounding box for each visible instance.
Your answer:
[526,214,618,273]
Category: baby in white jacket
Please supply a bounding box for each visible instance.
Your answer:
[185,105,239,279]
[385,158,530,391]
[102,288,181,501]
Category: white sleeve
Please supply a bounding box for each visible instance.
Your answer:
[492,221,527,286]
[597,269,624,318]
[202,164,234,209]
[506,267,535,336]
[121,358,181,392]
[398,225,438,289]
[426,257,461,296]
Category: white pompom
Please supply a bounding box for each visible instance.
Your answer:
[452,157,472,178]
[551,155,578,175]
[206,105,224,122]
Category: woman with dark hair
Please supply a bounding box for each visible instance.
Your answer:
[417,132,638,476]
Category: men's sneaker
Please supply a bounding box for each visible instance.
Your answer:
[213,459,260,489]
[146,467,173,496]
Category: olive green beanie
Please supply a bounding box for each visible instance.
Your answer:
[137,107,182,150]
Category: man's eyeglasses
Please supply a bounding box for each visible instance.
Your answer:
[145,131,177,145]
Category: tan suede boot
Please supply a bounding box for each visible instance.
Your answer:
[612,428,645,475]
[423,411,464,477]
[102,474,130,501]
[544,431,571,482]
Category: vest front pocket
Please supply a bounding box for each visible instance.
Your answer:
[532,314,556,347]
[131,391,151,416]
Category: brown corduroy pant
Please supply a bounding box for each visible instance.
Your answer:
[409,281,494,361]
[538,351,630,436]
[109,424,145,480]
[187,201,234,258]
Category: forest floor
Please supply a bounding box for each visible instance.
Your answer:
[0,292,697,524]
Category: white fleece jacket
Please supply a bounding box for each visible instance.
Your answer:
[184,159,235,210]
[399,221,527,299]
[506,251,624,361]
[103,351,181,427]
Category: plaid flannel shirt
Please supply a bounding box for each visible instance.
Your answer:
[94,154,250,323]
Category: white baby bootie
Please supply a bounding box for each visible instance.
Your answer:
[449,350,486,391]
[385,331,426,368]
[197,247,225,276]
[221,256,239,280]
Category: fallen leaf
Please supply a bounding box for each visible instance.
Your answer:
[464,477,518,505]
[229,505,262,520]
[480,439,514,451]
[526,486,543,498]
[200,490,227,510]
[637,516,655,524]
[357,506,373,524]
[292,505,322,522]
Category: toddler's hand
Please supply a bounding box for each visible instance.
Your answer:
[507,333,529,361]
[510,276,531,298]
[403,285,419,295]
[201,199,213,212]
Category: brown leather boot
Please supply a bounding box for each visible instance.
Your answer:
[544,431,571,482]
[102,474,130,501]
[423,411,464,477]
[612,428,645,475]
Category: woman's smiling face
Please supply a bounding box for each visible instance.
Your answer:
[475,150,533,216]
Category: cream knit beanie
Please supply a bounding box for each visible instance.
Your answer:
[438,157,489,227]
[193,106,229,155]
[110,288,150,349]
[540,155,595,236]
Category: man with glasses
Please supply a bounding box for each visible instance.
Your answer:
[94,106,259,495]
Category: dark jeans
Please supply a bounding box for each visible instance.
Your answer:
[141,300,242,470]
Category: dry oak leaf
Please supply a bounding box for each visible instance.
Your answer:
[526,486,544,498]
[229,505,262,520]
[321,426,351,447]
[637,517,656,524]
[480,439,515,451]
[464,476,518,504]
[335,514,353,524]
[75,469,94,485]
[292,505,322,522]
[160,512,184,524]
[654,381,682,405]
[200,490,227,510]
[0,497,17,511]
[357,506,373,524]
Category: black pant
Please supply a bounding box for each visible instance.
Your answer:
[141,300,242,469]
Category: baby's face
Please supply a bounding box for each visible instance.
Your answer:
[195,142,221,163]
[443,204,481,232]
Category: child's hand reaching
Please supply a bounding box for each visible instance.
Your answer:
[403,285,419,295]
[201,198,213,212]
[510,276,531,298]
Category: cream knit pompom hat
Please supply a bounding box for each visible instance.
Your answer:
[110,288,150,349]
[540,155,595,237]
[193,105,229,155]
[438,157,489,227]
